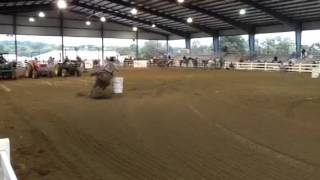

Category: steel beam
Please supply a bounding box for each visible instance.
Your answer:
[164,0,253,33]
[166,35,169,57]
[0,0,37,2]
[70,10,169,38]
[59,11,65,61]
[0,4,54,14]
[239,0,299,29]
[72,2,189,37]
[185,37,191,50]
[84,0,218,35]
[295,26,302,59]
[213,34,220,57]
[13,14,18,62]
[135,31,139,59]
[101,24,104,61]
[249,33,255,60]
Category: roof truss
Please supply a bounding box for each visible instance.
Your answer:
[163,0,254,33]
[238,0,300,29]
[70,9,169,37]
[86,0,218,35]
[72,1,190,37]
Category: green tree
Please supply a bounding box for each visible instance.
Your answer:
[220,36,248,54]
[191,40,212,56]
[256,36,295,56]
[140,41,166,59]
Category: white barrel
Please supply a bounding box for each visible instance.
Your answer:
[112,77,124,94]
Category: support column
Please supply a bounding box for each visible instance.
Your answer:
[295,25,302,59]
[213,34,220,57]
[60,12,64,61]
[166,35,169,57]
[185,37,191,50]
[249,33,255,60]
[101,24,104,61]
[135,31,139,59]
[13,14,17,62]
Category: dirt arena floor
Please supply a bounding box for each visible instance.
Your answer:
[1,68,320,180]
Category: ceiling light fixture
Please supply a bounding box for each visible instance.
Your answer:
[187,17,193,23]
[38,11,45,18]
[239,9,246,15]
[130,8,138,15]
[151,24,156,28]
[100,17,106,22]
[86,20,91,26]
[29,17,35,22]
[57,0,67,9]
[133,26,138,31]
[177,0,185,3]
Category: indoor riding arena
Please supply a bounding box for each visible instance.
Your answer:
[1,1,320,180]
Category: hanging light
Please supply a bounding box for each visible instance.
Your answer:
[38,11,45,18]
[151,24,156,28]
[187,17,193,23]
[29,17,35,22]
[130,8,138,15]
[133,27,138,31]
[86,20,91,26]
[57,0,67,9]
[239,9,246,15]
[100,17,106,22]
[177,0,184,3]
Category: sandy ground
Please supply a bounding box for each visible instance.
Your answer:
[0,68,320,180]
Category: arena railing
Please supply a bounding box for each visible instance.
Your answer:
[224,62,320,73]
[0,138,17,180]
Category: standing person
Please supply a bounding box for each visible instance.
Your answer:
[302,49,306,59]
[180,56,187,67]
[90,57,118,99]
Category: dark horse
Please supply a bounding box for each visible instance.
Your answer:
[153,59,174,68]
[179,56,190,67]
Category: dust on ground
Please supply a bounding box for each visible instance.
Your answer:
[1,68,320,180]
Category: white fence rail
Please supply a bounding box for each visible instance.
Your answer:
[0,139,17,180]
[224,62,320,73]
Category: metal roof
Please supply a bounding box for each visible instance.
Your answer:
[1,0,320,37]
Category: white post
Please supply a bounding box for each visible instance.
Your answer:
[264,63,267,71]
[250,63,253,70]
[0,138,17,180]
[299,63,302,73]
[0,139,10,162]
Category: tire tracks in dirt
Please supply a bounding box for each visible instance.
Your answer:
[187,103,318,175]
[1,93,85,180]
[34,104,186,180]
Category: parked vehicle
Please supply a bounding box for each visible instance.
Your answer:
[25,58,54,79]
[54,57,82,77]
[0,53,16,80]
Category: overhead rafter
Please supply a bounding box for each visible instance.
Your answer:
[0,0,39,2]
[238,0,300,29]
[70,9,168,37]
[163,0,254,33]
[0,4,54,14]
[72,1,190,37]
[83,0,218,35]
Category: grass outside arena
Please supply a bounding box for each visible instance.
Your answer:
[1,68,320,180]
